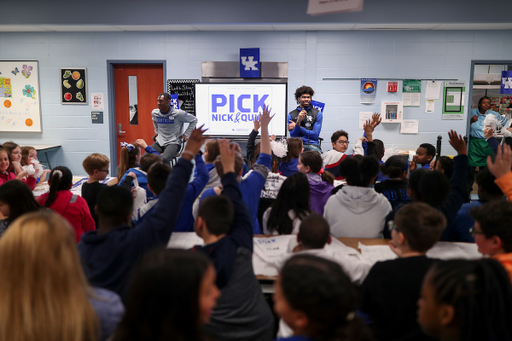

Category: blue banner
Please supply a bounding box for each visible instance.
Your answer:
[240,48,260,78]
[360,78,377,104]
[310,100,325,113]
[170,94,179,109]
[501,71,512,95]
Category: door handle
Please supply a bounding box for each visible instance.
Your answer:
[118,123,126,136]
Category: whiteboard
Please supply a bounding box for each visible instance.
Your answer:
[0,60,42,132]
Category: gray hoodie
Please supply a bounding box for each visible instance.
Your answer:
[151,107,197,146]
[324,185,392,238]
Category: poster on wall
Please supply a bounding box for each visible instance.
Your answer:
[402,79,421,107]
[0,60,41,132]
[167,79,200,116]
[442,81,465,120]
[61,68,87,104]
[360,78,377,104]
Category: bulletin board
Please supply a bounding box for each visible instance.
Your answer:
[167,79,200,116]
[0,60,41,132]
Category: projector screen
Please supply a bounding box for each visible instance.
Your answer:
[195,83,287,137]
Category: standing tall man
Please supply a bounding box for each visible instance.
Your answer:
[151,93,198,165]
[287,85,323,154]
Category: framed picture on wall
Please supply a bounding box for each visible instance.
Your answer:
[60,68,87,104]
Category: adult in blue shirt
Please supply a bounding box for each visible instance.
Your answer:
[468,96,507,191]
[287,86,323,154]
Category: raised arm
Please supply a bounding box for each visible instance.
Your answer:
[259,105,273,156]
[246,116,260,165]
[217,139,253,250]
[488,143,512,201]
[134,126,208,245]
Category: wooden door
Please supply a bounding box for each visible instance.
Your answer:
[114,64,164,161]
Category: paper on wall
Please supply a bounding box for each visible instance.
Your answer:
[425,81,441,100]
[400,120,419,134]
[425,99,435,113]
[402,92,421,107]
[359,111,374,129]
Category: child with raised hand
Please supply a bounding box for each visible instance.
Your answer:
[194,137,275,341]
[263,172,311,235]
[429,156,454,179]
[384,130,468,241]
[324,155,391,238]
[201,106,273,234]
[113,248,219,341]
[274,254,373,341]
[418,258,512,341]
[0,148,37,189]
[78,126,208,297]
[297,151,334,215]
[0,180,42,237]
[38,166,95,242]
[410,143,436,171]
[359,203,446,341]
[487,143,512,201]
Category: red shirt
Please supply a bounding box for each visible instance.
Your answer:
[38,190,95,242]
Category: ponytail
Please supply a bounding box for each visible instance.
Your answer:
[300,151,335,184]
[45,166,72,207]
[117,143,139,180]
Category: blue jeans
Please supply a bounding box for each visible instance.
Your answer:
[303,143,322,154]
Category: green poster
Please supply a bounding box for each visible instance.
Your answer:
[403,79,421,93]
[403,79,421,107]
[442,81,465,120]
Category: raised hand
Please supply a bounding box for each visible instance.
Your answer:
[218,138,236,174]
[448,130,467,155]
[259,105,275,128]
[363,118,374,135]
[487,143,512,179]
[253,114,261,132]
[183,125,208,159]
[371,112,382,128]
[134,139,148,149]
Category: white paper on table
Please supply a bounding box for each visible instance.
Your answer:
[400,120,419,134]
[357,242,482,267]
[402,92,421,107]
[167,232,204,249]
[425,81,441,100]
[425,99,435,113]
[359,111,374,129]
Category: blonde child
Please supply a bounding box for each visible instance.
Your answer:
[21,146,51,183]
[82,153,110,228]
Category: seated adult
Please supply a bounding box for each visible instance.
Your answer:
[287,85,322,154]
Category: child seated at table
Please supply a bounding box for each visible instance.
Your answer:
[470,200,512,282]
[193,138,274,341]
[410,143,436,171]
[358,202,446,341]
[375,155,411,210]
[418,258,512,341]
[82,153,110,228]
[274,254,372,341]
[38,166,95,242]
[0,148,37,189]
[78,127,207,297]
[278,137,302,177]
[21,146,51,183]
